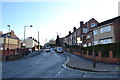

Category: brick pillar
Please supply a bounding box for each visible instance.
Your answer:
[86,51,89,58]
[98,51,102,58]
[86,51,88,55]
[109,51,113,58]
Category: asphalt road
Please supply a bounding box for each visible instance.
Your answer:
[2,48,119,78]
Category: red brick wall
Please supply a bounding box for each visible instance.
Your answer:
[0,48,29,56]
[68,48,120,63]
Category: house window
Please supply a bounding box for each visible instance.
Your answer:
[91,23,96,27]
[93,30,98,35]
[100,38,112,44]
[83,44,87,47]
[94,41,99,45]
[86,35,90,39]
[100,26,111,33]
[88,43,91,46]
[83,28,87,33]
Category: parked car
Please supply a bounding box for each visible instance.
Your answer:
[56,47,63,53]
[45,47,50,52]
[54,47,57,51]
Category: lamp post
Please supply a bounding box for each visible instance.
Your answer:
[91,30,96,68]
[24,25,33,47]
[7,25,10,50]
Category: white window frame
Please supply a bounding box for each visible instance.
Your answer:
[88,43,91,46]
[83,28,87,33]
[91,23,96,27]
[93,30,98,35]
[83,44,87,47]
[94,41,99,45]
[100,38,112,44]
[100,25,111,33]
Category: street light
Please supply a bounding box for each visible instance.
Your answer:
[7,25,10,50]
[90,30,96,68]
[24,25,33,47]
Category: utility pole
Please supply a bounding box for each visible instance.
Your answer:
[91,31,96,68]
[38,31,40,51]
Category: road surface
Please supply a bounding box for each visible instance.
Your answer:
[2,48,119,78]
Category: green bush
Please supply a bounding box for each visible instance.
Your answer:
[81,43,120,58]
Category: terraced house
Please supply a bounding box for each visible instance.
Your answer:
[62,18,99,47]
[79,18,99,47]
[61,16,120,48]
[92,16,120,45]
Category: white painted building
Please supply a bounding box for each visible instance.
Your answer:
[25,37,39,50]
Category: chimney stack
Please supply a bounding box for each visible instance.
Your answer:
[80,21,84,27]
[10,30,14,37]
[69,31,71,35]
[73,27,76,32]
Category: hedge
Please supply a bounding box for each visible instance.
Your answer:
[82,43,120,58]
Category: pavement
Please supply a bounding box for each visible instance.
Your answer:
[65,52,120,73]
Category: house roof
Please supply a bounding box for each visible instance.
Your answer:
[0,32,19,39]
[97,16,120,27]
[0,32,10,37]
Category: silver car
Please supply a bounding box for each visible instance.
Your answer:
[56,47,63,53]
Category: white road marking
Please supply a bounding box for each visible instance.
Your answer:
[55,68,64,77]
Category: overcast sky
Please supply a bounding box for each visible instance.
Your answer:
[1,0,119,45]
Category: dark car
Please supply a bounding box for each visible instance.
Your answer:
[56,47,63,53]
[45,47,50,52]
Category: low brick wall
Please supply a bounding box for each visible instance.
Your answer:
[0,48,29,61]
[67,48,120,63]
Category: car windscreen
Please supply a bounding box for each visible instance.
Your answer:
[57,48,63,51]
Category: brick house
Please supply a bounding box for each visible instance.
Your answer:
[92,16,120,45]
[76,18,99,47]
[0,30,21,50]
[62,16,120,47]
[83,18,99,47]
[62,18,99,47]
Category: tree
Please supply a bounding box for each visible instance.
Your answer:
[49,39,56,44]
[56,35,60,47]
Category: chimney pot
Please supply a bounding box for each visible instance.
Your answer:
[80,21,84,27]
[73,27,76,32]
[69,31,71,35]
